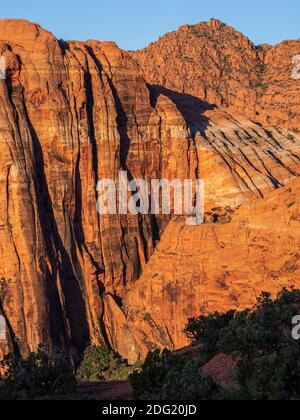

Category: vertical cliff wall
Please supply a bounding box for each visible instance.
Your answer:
[0,19,199,360]
[0,19,300,362]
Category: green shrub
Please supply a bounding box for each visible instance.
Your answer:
[218,289,300,400]
[185,310,236,360]
[129,349,219,400]
[131,289,300,400]
[186,288,300,400]
[0,346,76,400]
[161,359,219,400]
[76,345,131,382]
[212,388,246,400]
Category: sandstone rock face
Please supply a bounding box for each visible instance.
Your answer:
[132,19,300,129]
[0,19,300,362]
[0,19,196,359]
[125,178,300,353]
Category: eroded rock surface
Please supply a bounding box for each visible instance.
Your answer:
[0,19,300,361]
[125,178,300,353]
[132,19,300,128]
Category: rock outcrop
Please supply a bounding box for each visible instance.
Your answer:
[0,19,300,362]
[124,177,300,353]
[132,19,300,129]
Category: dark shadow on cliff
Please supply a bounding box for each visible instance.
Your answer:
[148,84,215,140]
[15,94,91,353]
[86,46,151,271]
[31,133,90,353]
[147,85,214,236]
[81,60,113,347]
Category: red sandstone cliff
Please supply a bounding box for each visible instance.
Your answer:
[0,19,300,362]
[132,19,300,129]
[0,19,196,359]
[124,177,300,354]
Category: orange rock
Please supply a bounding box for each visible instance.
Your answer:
[125,178,300,355]
[132,19,300,129]
[0,19,300,363]
[0,19,195,358]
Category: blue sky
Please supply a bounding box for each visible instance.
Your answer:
[2,0,300,50]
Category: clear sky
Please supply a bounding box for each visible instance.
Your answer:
[1,0,300,50]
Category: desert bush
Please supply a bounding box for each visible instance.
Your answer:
[76,345,131,382]
[161,359,219,400]
[130,289,300,400]
[186,288,300,400]
[129,349,219,400]
[0,346,76,400]
[218,289,300,400]
[185,310,235,360]
[212,388,246,400]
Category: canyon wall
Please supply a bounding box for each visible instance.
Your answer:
[132,19,300,128]
[124,177,300,352]
[0,19,300,361]
[0,19,197,359]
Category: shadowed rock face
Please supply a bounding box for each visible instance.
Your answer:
[0,19,300,362]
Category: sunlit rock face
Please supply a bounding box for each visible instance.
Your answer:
[0,19,300,362]
[124,178,300,354]
[132,19,300,128]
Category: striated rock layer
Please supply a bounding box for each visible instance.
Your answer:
[0,19,300,361]
[0,19,197,359]
[125,177,300,354]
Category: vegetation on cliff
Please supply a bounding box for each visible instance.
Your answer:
[1,289,300,400]
[0,346,76,400]
[130,349,219,400]
[130,288,300,400]
[0,344,132,400]
[76,345,132,382]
